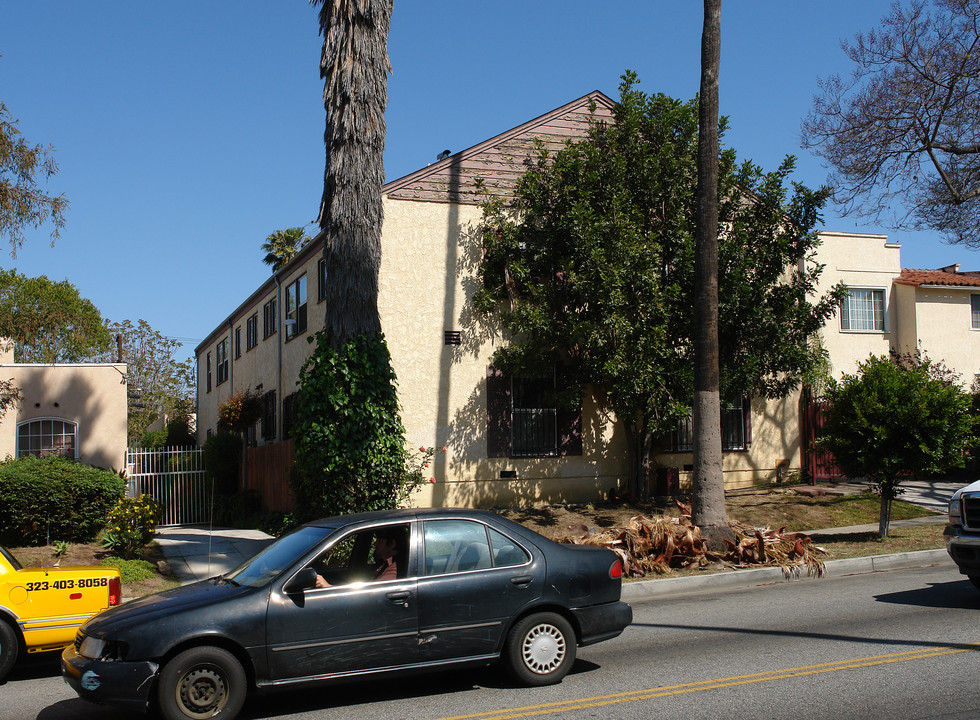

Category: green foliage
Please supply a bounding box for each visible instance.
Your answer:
[51,540,69,558]
[475,72,844,493]
[290,331,411,520]
[203,432,242,496]
[139,428,168,448]
[100,319,195,444]
[165,415,196,447]
[100,556,157,583]
[101,494,163,560]
[261,226,312,271]
[0,268,111,363]
[217,388,263,434]
[0,101,68,254]
[0,456,125,546]
[819,352,973,536]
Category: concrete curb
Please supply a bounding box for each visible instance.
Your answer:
[621,548,953,601]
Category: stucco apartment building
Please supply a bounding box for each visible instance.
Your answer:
[194,91,980,509]
[0,338,128,469]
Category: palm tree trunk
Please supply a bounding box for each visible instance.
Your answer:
[313,0,393,346]
[691,0,733,550]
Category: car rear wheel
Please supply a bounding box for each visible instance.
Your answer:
[157,646,246,720]
[0,621,18,682]
[504,612,576,686]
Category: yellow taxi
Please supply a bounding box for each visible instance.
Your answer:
[0,545,120,681]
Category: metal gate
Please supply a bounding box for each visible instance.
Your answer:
[125,447,211,526]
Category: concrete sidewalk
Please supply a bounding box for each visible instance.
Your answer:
[154,478,965,593]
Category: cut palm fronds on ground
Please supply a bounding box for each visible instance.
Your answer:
[556,501,828,578]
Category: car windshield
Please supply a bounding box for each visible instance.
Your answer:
[0,546,22,571]
[225,526,334,588]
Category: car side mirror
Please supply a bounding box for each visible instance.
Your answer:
[284,567,318,594]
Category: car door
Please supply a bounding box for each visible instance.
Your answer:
[416,518,542,662]
[264,522,419,682]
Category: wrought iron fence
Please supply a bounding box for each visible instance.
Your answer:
[125,447,210,526]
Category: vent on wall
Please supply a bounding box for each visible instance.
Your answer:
[444,331,462,346]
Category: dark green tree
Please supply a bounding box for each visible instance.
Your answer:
[0,101,68,255]
[476,73,844,498]
[820,352,973,537]
[292,0,410,518]
[0,268,110,363]
[802,0,980,246]
[260,226,312,272]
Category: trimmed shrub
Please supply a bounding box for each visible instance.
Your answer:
[203,431,242,496]
[0,456,126,546]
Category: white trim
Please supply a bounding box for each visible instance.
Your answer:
[15,416,80,460]
[840,286,888,333]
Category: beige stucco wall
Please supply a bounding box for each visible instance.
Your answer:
[813,232,900,379]
[0,363,128,469]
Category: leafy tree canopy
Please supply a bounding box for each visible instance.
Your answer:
[0,268,110,362]
[261,226,313,272]
[98,319,194,443]
[0,101,68,255]
[475,72,845,495]
[819,351,973,537]
[802,0,980,246]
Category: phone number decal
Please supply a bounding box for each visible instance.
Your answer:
[26,577,109,592]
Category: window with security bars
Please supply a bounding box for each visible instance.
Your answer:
[840,287,885,331]
[17,419,77,459]
[511,376,558,457]
[668,397,749,452]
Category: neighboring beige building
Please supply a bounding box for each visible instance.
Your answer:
[0,339,129,469]
[196,91,828,507]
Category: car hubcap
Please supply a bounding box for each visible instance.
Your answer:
[177,666,226,718]
[522,623,565,674]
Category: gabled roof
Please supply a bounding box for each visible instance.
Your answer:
[896,267,980,288]
[383,91,615,205]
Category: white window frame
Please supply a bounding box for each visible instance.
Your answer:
[16,418,79,460]
[840,286,886,332]
[971,294,980,330]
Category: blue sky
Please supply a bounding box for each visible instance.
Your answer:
[2,1,975,358]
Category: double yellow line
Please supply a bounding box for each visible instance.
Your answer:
[436,643,980,720]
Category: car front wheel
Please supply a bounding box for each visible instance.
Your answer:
[505,612,576,686]
[157,646,246,720]
[0,621,18,682]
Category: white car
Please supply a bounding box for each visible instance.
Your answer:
[945,479,980,588]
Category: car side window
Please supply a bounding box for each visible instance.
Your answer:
[488,527,530,567]
[309,523,410,586]
[423,520,493,575]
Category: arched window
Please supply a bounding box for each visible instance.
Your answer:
[17,419,78,459]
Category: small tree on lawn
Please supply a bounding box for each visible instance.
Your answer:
[819,352,972,538]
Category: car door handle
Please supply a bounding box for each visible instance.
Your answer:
[386,591,411,606]
[510,575,532,586]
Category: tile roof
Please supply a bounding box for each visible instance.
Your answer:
[896,268,980,287]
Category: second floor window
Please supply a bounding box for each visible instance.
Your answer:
[840,287,885,332]
[235,327,242,359]
[285,275,307,341]
[318,258,328,302]
[206,352,212,393]
[972,294,980,330]
[246,313,258,350]
[216,338,229,385]
[263,298,277,339]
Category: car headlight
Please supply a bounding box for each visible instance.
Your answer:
[78,636,107,659]
[949,498,962,526]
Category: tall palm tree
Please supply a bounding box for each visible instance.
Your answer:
[692,0,733,549]
[261,227,311,272]
[311,0,392,346]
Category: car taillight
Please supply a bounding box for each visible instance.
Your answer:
[609,559,623,579]
[108,577,122,606]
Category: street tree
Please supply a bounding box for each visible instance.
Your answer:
[0,378,19,419]
[476,73,844,500]
[0,101,68,255]
[292,0,411,519]
[0,268,110,363]
[101,319,195,444]
[691,0,730,548]
[819,352,972,537]
[802,0,980,246]
[260,226,312,272]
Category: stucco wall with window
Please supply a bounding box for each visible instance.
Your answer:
[814,232,900,379]
[0,363,128,469]
[898,285,980,387]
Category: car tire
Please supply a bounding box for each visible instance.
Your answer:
[504,612,576,686]
[157,646,246,720]
[0,621,18,683]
